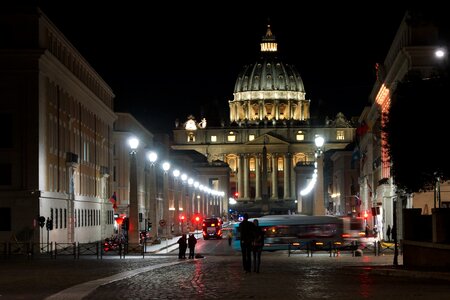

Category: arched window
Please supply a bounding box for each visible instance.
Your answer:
[277,157,284,171]
[249,157,256,172]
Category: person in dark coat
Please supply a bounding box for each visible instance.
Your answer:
[238,213,255,273]
[386,225,392,242]
[252,219,264,273]
[177,234,187,259]
[188,233,197,259]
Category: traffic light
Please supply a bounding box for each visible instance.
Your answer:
[38,216,45,228]
[195,215,200,223]
[46,218,53,230]
[179,215,185,221]
[234,192,239,199]
[147,222,152,231]
[363,211,368,220]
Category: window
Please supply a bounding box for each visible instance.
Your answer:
[0,113,12,148]
[277,157,284,171]
[0,207,11,231]
[336,130,345,140]
[227,132,236,142]
[249,134,255,141]
[0,163,12,185]
[55,208,58,229]
[211,135,217,142]
[229,158,236,171]
[188,132,195,142]
[296,131,305,141]
[249,157,256,171]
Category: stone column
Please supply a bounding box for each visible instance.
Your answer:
[244,155,250,199]
[271,154,277,199]
[291,155,297,199]
[255,154,261,199]
[283,153,290,199]
[237,155,243,199]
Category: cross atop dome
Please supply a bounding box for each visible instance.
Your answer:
[260,24,277,52]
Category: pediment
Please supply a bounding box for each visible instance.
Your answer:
[245,133,289,145]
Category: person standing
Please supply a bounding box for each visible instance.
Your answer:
[238,213,255,273]
[227,229,233,246]
[386,224,392,242]
[177,234,187,259]
[252,219,264,273]
[188,233,197,259]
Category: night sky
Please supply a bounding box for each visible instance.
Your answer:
[32,2,434,134]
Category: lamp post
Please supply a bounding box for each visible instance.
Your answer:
[173,168,181,235]
[128,137,139,244]
[313,135,325,216]
[147,151,158,240]
[162,161,171,238]
[181,173,188,234]
[393,195,399,266]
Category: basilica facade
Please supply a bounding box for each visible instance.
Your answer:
[172,25,356,216]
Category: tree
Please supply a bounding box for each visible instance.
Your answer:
[384,70,450,193]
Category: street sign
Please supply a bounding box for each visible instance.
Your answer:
[159,219,166,227]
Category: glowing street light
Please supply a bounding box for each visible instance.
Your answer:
[128,137,139,244]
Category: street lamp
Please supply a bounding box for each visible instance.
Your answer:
[313,135,325,216]
[128,137,139,244]
[180,173,188,233]
[173,168,181,235]
[147,151,158,240]
[162,161,171,238]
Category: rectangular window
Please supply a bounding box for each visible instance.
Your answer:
[0,113,13,148]
[0,163,12,185]
[296,131,304,141]
[336,130,345,140]
[55,208,58,229]
[211,135,217,142]
[227,135,236,142]
[249,134,255,141]
[0,207,11,231]
[249,158,256,171]
[277,157,284,171]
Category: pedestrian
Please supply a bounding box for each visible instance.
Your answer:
[238,213,255,273]
[177,234,187,259]
[386,224,391,242]
[252,219,264,273]
[188,233,197,259]
[365,224,370,237]
[227,230,233,246]
[391,225,397,242]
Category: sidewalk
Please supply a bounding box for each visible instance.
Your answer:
[147,231,203,254]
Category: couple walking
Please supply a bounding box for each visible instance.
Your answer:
[238,213,264,273]
[177,233,197,259]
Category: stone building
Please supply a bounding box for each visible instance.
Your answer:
[0,7,116,244]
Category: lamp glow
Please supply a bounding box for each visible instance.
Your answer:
[162,162,171,172]
[147,151,157,163]
[128,137,139,150]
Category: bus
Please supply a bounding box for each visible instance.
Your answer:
[341,216,366,240]
[202,217,223,240]
[232,214,345,251]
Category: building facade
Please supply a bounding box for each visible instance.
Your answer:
[0,8,116,244]
[172,25,356,216]
[358,11,448,240]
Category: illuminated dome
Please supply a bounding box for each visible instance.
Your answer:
[229,25,310,123]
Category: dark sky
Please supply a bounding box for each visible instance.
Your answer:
[34,2,427,134]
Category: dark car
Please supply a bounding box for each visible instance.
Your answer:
[202,217,222,240]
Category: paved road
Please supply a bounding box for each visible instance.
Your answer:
[2,238,450,300]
